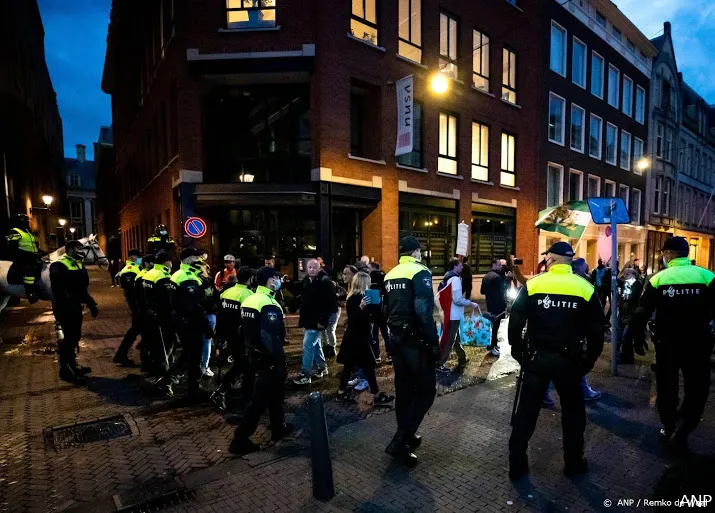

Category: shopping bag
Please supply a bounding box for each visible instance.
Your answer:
[460,305,492,347]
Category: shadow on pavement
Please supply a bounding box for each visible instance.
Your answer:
[85,374,148,407]
[651,454,715,509]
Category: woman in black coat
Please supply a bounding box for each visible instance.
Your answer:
[337,272,394,405]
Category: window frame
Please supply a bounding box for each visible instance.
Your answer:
[438,111,458,175]
[398,0,422,63]
[568,169,584,201]
[663,178,671,216]
[633,137,644,175]
[471,121,489,182]
[548,92,566,146]
[622,75,633,117]
[501,47,517,104]
[608,64,620,109]
[589,113,603,160]
[572,36,587,89]
[619,184,630,210]
[656,122,663,159]
[605,122,618,165]
[653,176,662,215]
[635,85,646,124]
[472,29,490,92]
[226,0,277,30]
[500,131,516,187]
[590,51,605,99]
[587,174,601,198]
[547,162,564,207]
[620,130,631,171]
[439,12,459,79]
[351,0,379,46]
[570,103,586,153]
[630,188,642,225]
[550,20,567,77]
[604,179,616,198]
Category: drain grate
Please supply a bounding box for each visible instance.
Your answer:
[44,414,137,451]
[112,478,192,512]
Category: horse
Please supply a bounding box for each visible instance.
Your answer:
[0,234,107,316]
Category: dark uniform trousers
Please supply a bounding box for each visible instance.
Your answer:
[142,314,174,374]
[509,352,585,461]
[165,323,203,392]
[116,307,141,360]
[222,334,255,398]
[54,304,84,367]
[234,366,284,440]
[391,338,437,437]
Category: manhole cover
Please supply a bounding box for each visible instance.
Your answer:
[44,414,137,451]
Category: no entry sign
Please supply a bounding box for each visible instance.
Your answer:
[184,217,207,238]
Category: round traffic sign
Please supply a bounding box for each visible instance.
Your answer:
[184,217,207,238]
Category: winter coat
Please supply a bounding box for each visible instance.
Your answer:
[337,294,376,368]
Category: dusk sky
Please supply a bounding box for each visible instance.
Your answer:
[37,0,715,162]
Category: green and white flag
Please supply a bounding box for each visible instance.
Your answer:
[535,201,592,239]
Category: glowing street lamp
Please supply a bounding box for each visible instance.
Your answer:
[429,72,450,95]
[636,158,650,172]
[59,218,67,227]
[42,195,53,207]
[69,227,76,234]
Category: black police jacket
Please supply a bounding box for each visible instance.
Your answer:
[241,286,286,371]
[49,257,96,310]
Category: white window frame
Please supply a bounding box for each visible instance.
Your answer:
[591,51,604,99]
[568,169,584,201]
[633,137,644,175]
[608,64,620,109]
[550,20,567,77]
[548,92,566,146]
[547,162,564,207]
[635,85,646,124]
[589,113,602,160]
[619,184,630,209]
[471,121,489,181]
[587,174,601,198]
[604,179,616,198]
[622,75,633,117]
[572,37,587,89]
[630,188,642,225]
[606,122,617,165]
[620,130,631,171]
[570,103,585,153]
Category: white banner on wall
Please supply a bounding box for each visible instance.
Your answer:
[395,75,414,157]
[456,222,470,256]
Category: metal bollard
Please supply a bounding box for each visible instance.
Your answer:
[308,391,335,501]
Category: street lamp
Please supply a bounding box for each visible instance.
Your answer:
[429,72,450,95]
[637,158,650,172]
[59,218,67,227]
[42,195,54,207]
[69,227,76,234]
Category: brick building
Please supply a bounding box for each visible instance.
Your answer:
[539,0,656,269]
[94,125,116,251]
[102,0,542,279]
[0,0,65,252]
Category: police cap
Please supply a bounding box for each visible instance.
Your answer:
[128,248,143,257]
[661,236,689,253]
[542,241,575,257]
[179,247,203,261]
[399,236,424,254]
[155,250,172,264]
[256,266,280,286]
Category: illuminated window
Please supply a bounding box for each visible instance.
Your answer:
[439,12,458,79]
[633,137,644,175]
[438,112,458,175]
[473,30,490,92]
[471,122,489,181]
[398,0,422,63]
[502,48,517,104]
[501,132,516,186]
[226,0,276,30]
[351,0,379,46]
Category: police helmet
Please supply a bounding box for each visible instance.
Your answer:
[156,224,168,235]
[13,213,30,229]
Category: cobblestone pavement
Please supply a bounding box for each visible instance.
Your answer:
[0,269,502,512]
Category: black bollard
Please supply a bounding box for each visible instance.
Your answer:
[308,391,335,501]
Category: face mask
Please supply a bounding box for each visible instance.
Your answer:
[662,257,668,267]
[135,257,143,266]
[273,280,282,291]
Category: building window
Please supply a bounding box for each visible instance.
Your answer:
[587,175,601,198]
[70,200,83,220]
[653,176,662,215]
[550,21,567,77]
[622,75,633,117]
[589,113,602,159]
[351,0,379,45]
[619,184,630,209]
[663,178,671,216]
[439,12,458,79]
[604,179,616,197]
[626,39,636,54]
[548,92,566,145]
[665,126,673,162]
[399,205,456,276]
[68,174,80,187]
[570,104,585,153]
[568,169,583,201]
[633,137,644,174]
[591,51,604,99]
[608,64,620,108]
[350,81,381,160]
[501,48,517,104]
[630,188,642,224]
[635,85,645,124]
[438,112,458,175]
[471,208,516,274]
[472,30,490,92]
[547,163,564,207]
[572,37,587,88]
[501,132,516,186]
[226,0,277,30]
[595,10,607,27]
[606,123,617,165]
[661,79,671,110]
[620,130,631,170]
[610,24,622,41]
[471,122,489,181]
[397,102,423,169]
[656,122,663,158]
[398,0,422,63]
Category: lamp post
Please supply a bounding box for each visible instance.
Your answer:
[42,195,53,208]
[428,72,450,95]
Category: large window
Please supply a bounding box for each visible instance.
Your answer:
[471,205,516,274]
[620,130,631,170]
[438,112,458,175]
[656,122,663,158]
[548,92,566,145]
[568,169,583,201]
[550,21,567,76]
[570,104,585,153]
[572,37,586,88]
[619,184,630,209]
[502,48,517,104]
[589,113,602,159]
[608,64,620,108]
[68,174,80,187]
[351,0,378,45]
[397,102,422,169]
[630,188,642,224]
[439,12,458,79]
[604,179,616,197]
[653,176,662,214]
[547,163,564,207]
[471,122,489,181]
[663,178,671,216]
[633,137,644,174]
[606,122,617,165]
[399,203,456,275]
[591,51,604,99]
[350,82,382,160]
[70,200,83,220]
[472,30,490,92]
[635,85,645,124]
[398,0,422,63]
[501,132,516,186]
[587,175,601,198]
[226,0,277,30]
[665,126,673,162]
[622,75,633,117]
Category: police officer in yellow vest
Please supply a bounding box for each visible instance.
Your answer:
[623,236,715,448]
[134,253,156,371]
[147,224,175,256]
[113,249,143,366]
[141,251,175,376]
[508,242,605,480]
[383,236,440,466]
[6,213,41,303]
[50,241,99,383]
[229,266,293,455]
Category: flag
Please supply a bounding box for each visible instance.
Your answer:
[535,201,592,239]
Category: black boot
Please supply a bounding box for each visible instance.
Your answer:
[25,283,39,304]
[210,387,227,411]
[72,362,92,375]
[564,456,588,477]
[385,431,418,467]
[509,454,529,481]
[407,434,422,451]
[228,438,261,455]
[59,364,86,384]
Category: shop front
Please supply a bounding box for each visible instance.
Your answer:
[471,202,516,274]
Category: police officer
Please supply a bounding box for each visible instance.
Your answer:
[147,224,175,256]
[383,236,440,466]
[113,249,143,366]
[211,266,255,411]
[623,236,715,448]
[508,242,604,480]
[157,247,213,398]
[6,213,41,303]
[229,266,293,455]
[141,251,175,376]
[134,253,156,371]
[50,240,99,383]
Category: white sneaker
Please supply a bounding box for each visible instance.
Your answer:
[312,368,329,379]
[354,379,369,391]
[488,347,501,357]
[347,377,360,387]
[293,374,312,385]
[203,368,215,377]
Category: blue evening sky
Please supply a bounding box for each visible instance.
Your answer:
[37,0,715,161]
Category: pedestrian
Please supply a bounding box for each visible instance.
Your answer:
[368,261,390,364]
[133,253,156,371]
[228,266,294,455]
[141,251,175,376]
[6,213,42,303]
[201,258,219,378]
[320,260,341,360]
[113,248,143,366]
[617,268,643,365]
[508,242,605,480]
[437,257,478,372]
[292,258,337,385]
[211,266,255,411]
[146,224,175,256]
[383,236,440,466]
[336,272,394,405]
[459,255,473,301]
[480,259,507,357]
[107,230,122,287]
[623,236,715,448]
[214,254,237,291]
[50,240,99,383]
